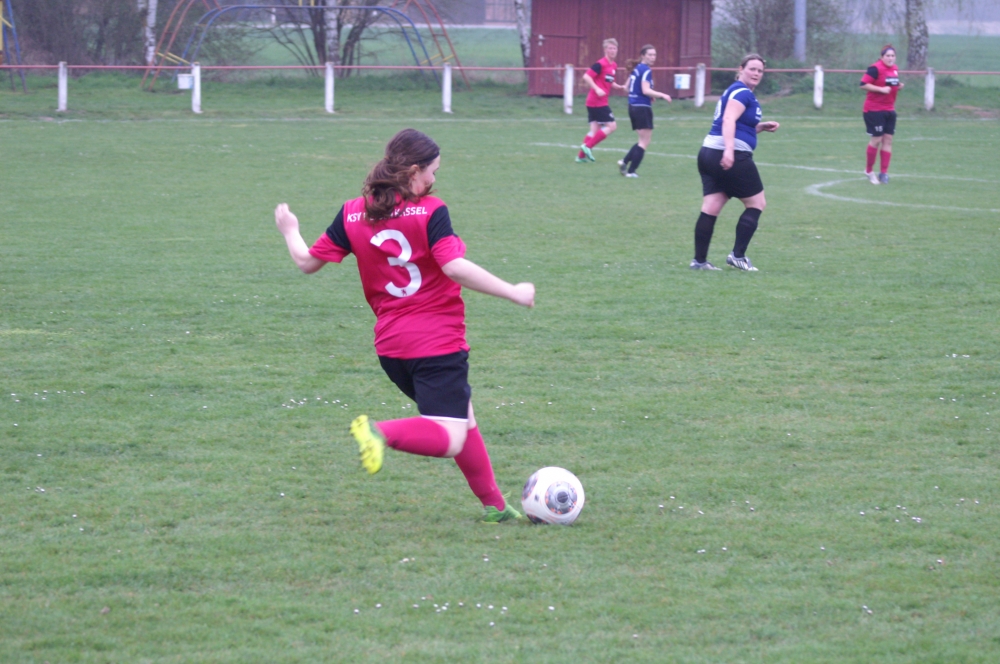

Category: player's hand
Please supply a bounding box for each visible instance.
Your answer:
[882,86,892,94]
[595,88,606,97]
[511,283,535,308]
[898,82,905,89]
[663,94,672,103]
[759,121,780,132]
[720,150,735,170]
[275,203,299,235]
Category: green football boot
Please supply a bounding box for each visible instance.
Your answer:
[482,502,523,523]
[350,414,385,475]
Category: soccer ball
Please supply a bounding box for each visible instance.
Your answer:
[521,466,585,525]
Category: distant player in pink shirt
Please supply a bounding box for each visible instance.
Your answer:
[275,128,535,523]
[577,38,628,163]
[860,45,904,185]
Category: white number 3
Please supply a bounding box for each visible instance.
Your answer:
[370,230,422,298]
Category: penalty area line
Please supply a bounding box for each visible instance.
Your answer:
[804,179,1000,214]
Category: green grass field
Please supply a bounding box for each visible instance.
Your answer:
[2,75,1000,662]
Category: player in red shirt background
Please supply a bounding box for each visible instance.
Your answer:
[275,128,535,523]
[577,38,628,163]
[860,45,904,185]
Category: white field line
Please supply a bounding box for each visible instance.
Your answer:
[805,179,1000,214]
[528,142,1000,183]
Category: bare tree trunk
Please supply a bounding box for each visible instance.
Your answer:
[905,0,929,69]
[324,1,341,75]
[310,6,328,64]
[514,0,531,69]
[339,0,378,78]
[138,0,158,65]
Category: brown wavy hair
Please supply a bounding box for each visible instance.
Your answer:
[626,44,656,74]
[362,128,440,222]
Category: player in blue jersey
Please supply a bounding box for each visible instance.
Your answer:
[619,44,672,178]
[689,53,779,272]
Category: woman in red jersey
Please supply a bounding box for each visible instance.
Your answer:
[576,37,629,163]
[275,128,535,523]
[860,45,904,185]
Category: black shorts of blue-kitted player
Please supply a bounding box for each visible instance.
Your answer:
[378,350,471,419]
[697,147,764,200]
[587,105,615,124]
[863,110,897,137]
[628,105,654,131]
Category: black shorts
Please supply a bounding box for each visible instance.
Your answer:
[587,105,615,124]
[628,105,654,131]
[697,147,764,200]
[864,110,897,136]
[378,350,471,420]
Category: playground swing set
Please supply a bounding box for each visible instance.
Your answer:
[1,0,27,92]
[1,0,468,94]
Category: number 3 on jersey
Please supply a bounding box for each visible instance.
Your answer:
[370,229,422,298]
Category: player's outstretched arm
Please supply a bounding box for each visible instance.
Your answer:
[441,257,535,308]
[641,80,669,102]
[275,203,326,274]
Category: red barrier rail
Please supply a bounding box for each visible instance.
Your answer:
[2,64,999,76]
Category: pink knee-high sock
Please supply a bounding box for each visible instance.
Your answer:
[453,426,505,510]
[879,150,892,173]
[376,417,450,457]
[586,129,608,149]
[866,145,878,172]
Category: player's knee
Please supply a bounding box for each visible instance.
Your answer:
[443,427,468,458]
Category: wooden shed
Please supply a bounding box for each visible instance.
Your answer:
[528,0,712,99]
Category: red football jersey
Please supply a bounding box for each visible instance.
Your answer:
[585,57,618,108]
[308,195,468,359]
[861,59,900,112]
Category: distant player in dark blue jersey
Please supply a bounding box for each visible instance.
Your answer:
[690,53,779,272]
[619,45,672,178]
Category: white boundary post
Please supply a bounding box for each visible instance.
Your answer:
[325,62,335,114]
[442,62,453,114]
[192,63,202,114]
[563,64,574,114]
[813,65,824,109]
[695,63,706,108]
[925,68,935,111]
[57,62,68,112]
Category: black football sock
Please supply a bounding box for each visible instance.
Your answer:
[694,212,718,263]
[622,144,639,166]
[628,146,645,173]
[733,208,762,258]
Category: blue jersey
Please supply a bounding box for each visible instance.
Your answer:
[703,81,762,152]
[627,63,653,106]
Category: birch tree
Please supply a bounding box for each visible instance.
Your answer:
[137,0,158,65]
[513,0,531,69]
[904,0,929,69]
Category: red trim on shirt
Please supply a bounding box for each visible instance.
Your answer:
[309,233,350,263]
[431,234,466,267]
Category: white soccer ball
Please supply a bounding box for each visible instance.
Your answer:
[521,466,585,525]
